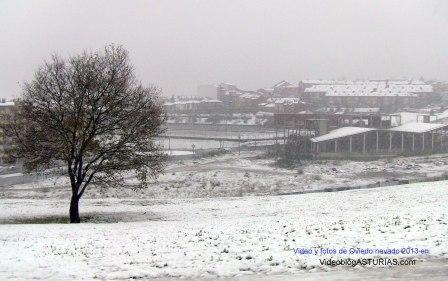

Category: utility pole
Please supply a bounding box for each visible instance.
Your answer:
[349,136,352,153]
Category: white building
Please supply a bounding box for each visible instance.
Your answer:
[302,80,433,109]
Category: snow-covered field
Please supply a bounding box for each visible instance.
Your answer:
[2,151,448,280]
[163,129,281,140]
[158,138,239,150]
[0,180,447,280]
[164,150,194,156]
[157,129,282,150]
[5,151,448,200]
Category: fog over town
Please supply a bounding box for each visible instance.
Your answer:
[1,1,448,280]
[1,0,448,98]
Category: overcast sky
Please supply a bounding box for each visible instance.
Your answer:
[1,0,448,98]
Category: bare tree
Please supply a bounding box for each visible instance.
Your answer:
[3,45,166,223]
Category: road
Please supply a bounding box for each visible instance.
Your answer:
[0,172,46,187]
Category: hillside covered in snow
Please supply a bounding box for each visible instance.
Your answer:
[1,179,447,279]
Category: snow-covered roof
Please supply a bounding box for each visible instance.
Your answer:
[388,122,448,133]
[273,80,291,88]
[218,83,236,88]
[311,127,376,142]
[436,110,448,120]
[301,80,342,85]
[304,81,432,96]
[352,108,380,113]
[240,92,261,99]
[273,97,302,104]
[201,99,221,103]
[302,79,428,86]
[311,122,448,143]
[326,91,417,97]
[164,99,222,106]
[223,90,262,99]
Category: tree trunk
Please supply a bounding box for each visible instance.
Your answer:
[69,195,80,223]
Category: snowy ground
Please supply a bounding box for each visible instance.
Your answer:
[5,150,448,199]
[164,150,194,156]
[1,151,448,279]
[0,180,447,280]
[158,138,239,150]
[163,129,282,140]
[157,129,282,150]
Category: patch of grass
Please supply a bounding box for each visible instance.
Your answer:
[0,211,163,224]
[0,216,70,224]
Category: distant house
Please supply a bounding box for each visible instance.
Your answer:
[164,98,223,114]
[216,83,269,111]
[272,80,299,97]
[216,83,238,101]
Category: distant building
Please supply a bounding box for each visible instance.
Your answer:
[274,112,391,131]
[259,98,306,113]
[216,83,269,111]
[216,83,238,101]
[301,80,433,110]
[215,80,435,114]
[164,98,223,114]
[272,80,299,97]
